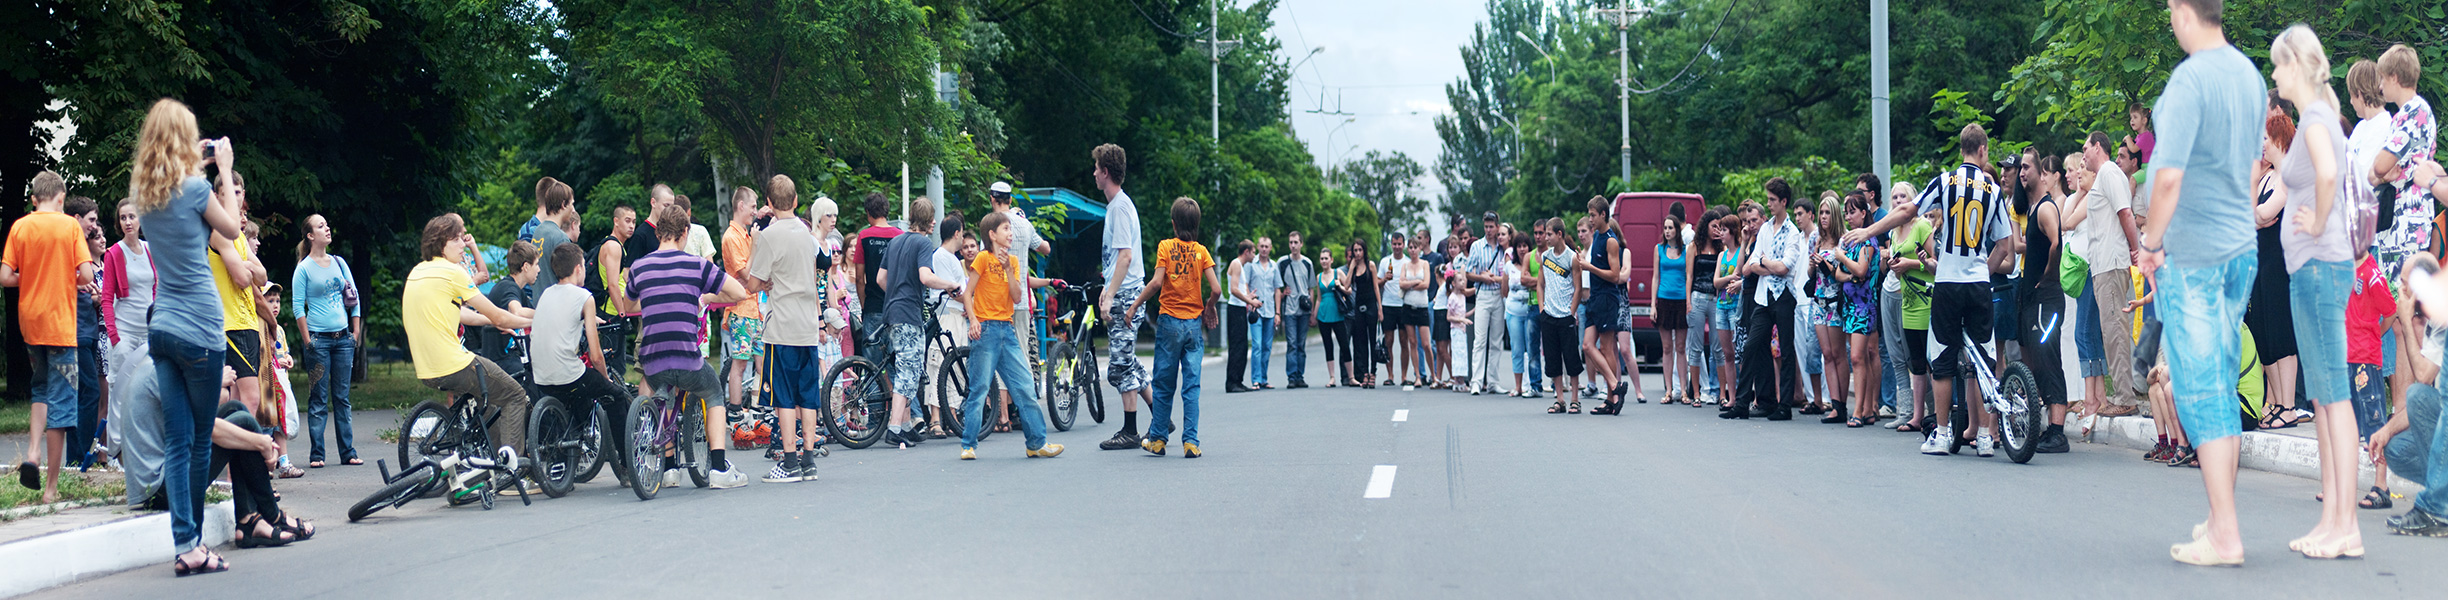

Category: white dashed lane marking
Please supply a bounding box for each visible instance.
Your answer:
[1392,410,1409,422]
[1364,465,1398,499]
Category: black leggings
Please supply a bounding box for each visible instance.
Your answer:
[210,402,283,527]
[1345,312,1376,380]
[1319,319,1346,372]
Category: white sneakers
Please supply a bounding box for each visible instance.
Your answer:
[1974,433,1997,458]
[709,468,749,489]
[1919,428,1951,456]
[662,468,684,488]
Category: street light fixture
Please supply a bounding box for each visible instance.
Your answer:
[1512,30,1557,86]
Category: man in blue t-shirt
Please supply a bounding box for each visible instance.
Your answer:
[2133,0,2266,567]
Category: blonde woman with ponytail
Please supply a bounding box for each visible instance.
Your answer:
[2267,23,2362,560]
[129,99,249,576]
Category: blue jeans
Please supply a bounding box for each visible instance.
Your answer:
[304,333,359,462]
[1879,287,1906,410]
[1282,313,1310,384]
[1149,315,1204,445]
[2161,252,2256,444]
[1249,315,1276,386]
[961,320,1048,449]
[2074,282,2106,377]
[1686,294,1720,396]
[2383,382,2448,515]
[150,331,225,553]
[2290,259,2353,405]
[1508,310,1537,383]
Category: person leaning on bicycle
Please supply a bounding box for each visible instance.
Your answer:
[1845,124,2014,458]
[621,199,753,489]
[876,198,961,449]
[402,214,536,485]
[531,242,633,479]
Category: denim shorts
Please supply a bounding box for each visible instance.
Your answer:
[2290,260,2353,405]
[2351,363,2391,437]
[2161,252,2256,444]
[35,345,78,429]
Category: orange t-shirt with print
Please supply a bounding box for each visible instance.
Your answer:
[969,251,1018,323]
[721,222,761,319]
[3,211,94,346]
[1153,239,1214,320]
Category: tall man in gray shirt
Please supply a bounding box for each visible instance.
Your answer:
[1246,237,1282,389]
[1277,232,1318,388]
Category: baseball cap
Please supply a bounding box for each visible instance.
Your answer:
[989,181,1013,195]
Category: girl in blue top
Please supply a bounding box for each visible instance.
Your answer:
[290,214,363,467]
[1652,211,1690,405]
[1316,249,1350,387]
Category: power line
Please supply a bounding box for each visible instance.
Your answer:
[1124,0,1211,39]
[1611,0,1735,95]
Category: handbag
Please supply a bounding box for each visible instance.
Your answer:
[2060,249,2090,298]
[336,256,371,383]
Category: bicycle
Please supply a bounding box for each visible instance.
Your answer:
[1942,330,2047,464]
[352,399,530,521]
[622,384,715,500]
[827,295,1000,448]
[1040,281,1105,427]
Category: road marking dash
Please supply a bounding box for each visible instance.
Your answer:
[1364,465,1398,499]
[1392,409,1409,422]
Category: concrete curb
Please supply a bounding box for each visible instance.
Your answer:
[0,501,235,598]
[2080,415,2423,493]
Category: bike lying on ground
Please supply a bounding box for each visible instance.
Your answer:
[350,396,530,521]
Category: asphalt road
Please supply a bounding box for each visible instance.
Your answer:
[28,344,2448,599]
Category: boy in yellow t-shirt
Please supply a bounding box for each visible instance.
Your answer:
[1127,197,1221,458]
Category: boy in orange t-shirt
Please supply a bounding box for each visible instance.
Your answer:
[1127,197,1221,458]
[955,210,1065,459]
[3,171,98,502]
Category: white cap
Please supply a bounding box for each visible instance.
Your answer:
[989,181,1013,194]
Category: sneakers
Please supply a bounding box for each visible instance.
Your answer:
[1142,438,1167,456]
[1919,430,1952,456]
[2037,428,2070,454]
[1182,442,1201,458]
[1026,444,1065,458]
[1974,433,1996,458]
[2145,440,2175,463]
[762,460,801,483]
[2390,508,2448,536]
[662,468,685,488]
[959,447,977,461]
[797,454,818,481]
[708,467,749,489]
[890,430,925,448]
[1099,430,1141,451]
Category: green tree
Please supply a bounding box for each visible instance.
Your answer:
[1334,150,1430,237]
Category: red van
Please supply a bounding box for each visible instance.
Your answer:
[1610,192,1707,366]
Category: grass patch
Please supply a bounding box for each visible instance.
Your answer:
[0,403,26,435]
[341,361,441,413]
[0,469,126,514]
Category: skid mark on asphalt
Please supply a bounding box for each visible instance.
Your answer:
[1445,425,1463,508]
[1364,465,1398,498]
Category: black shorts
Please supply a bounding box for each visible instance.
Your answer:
[1432,309,1452,341]
[1584,296,1627,333]
[225,330,263,379]
[1380,306,1403,333]
[1539,313,1584,377]
[1404,306,1431,327]
[1929,282,1992,381]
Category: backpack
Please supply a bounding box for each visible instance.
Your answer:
[2236,323,2267,428]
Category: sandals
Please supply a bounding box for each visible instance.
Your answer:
[2260,409,2306,430]
[278,514,315,541]
[307,460,325,468]
[234,516,296,549]
[2361,486,2395,510]
[1547,400,1568,414]
[1568,400,1582,414]
[342,457,364,466]
[173,548,229,577]
[2169,538,2243,567]
[1845,417,1870,428]
[2167,446,2200,468]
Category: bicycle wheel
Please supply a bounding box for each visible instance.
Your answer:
[1067,341,1107,424]
[626,395,663,501]
[682,395,710,488]
[527,396,577,498]
[347,462,438,522]
[1947,383,1969,455]
[936,346,973,440]
[1044,342,1080,432]
[820,357,887,449]
[398,400,454,470]
[573,401,608,484]
[1997,362,2045,464]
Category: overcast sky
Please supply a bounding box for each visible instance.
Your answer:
[1268,0,1482,215]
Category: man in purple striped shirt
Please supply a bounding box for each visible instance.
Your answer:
[624,199,751,489]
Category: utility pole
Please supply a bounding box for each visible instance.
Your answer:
[1871,0,1891,187]
[1206,0,1242,142]
[1592,2,1642,187]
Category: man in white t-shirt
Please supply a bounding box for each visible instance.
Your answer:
[1093,144,1154,451]
[2069,131,2143,416]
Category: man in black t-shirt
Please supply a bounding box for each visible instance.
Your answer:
[481,242,543,384]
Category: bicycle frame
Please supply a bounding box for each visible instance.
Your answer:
[1959,332,2029,423]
